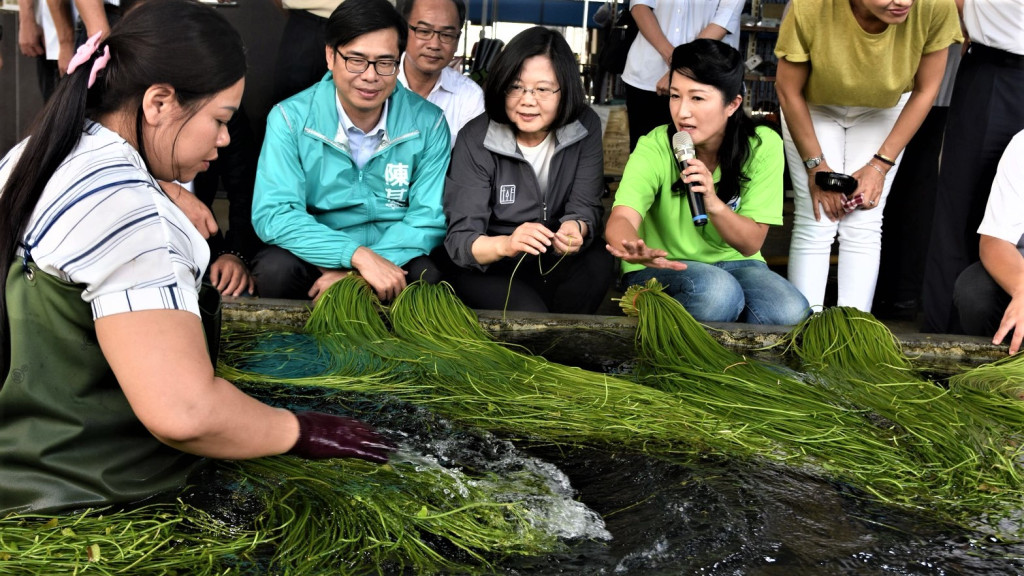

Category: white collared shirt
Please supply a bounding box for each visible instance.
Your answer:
[621,0,744,92]
[335,96,389,169]
[398,57,485,146]
[962,0,1024,56]
[977,131,1024,255]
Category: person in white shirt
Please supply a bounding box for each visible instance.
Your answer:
[396,0,483,145]
[922,0,1024,333]
[17,0,67,99]
[620,0,744,151]
[953,129,1024,355]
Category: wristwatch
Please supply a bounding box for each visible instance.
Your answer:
[803,155,824,170]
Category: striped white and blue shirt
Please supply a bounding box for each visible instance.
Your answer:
[0,121,210,320]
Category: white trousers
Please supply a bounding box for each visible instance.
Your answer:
[782,94,909,312]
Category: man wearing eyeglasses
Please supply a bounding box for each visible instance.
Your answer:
[396,0,483,145]
[252,0,451,304]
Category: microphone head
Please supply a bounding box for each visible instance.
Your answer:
[672,131,695,161]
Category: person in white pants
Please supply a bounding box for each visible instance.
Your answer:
[781,96,906,311]
[774,0,961,312]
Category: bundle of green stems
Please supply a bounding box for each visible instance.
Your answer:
[623,281,1024,530]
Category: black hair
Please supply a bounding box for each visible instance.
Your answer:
[0,0,246,375]
[483,26,586,131]
[670,39,768,203]
[397,0,468,28]
[326,0,408,55]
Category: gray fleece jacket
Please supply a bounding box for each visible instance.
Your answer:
[443,106,606,271]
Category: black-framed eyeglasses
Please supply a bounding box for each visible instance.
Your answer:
[505,84,561,101]
[408,25,460,45]
[334,50,399,76]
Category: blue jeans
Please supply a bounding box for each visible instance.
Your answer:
[623,260,810,325]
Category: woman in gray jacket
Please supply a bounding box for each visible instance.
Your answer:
[442,26,614,313]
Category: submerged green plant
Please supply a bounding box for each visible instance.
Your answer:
[0,405,569,574]
[946,352,1024,451]
[950,352,1024,401]
[0,501,268,575]
[784,305,1024,529]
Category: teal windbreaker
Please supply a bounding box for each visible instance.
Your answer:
[253,73,450,269]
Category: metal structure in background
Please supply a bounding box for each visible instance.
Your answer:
[467,0,601,29]
[464,0,601,93]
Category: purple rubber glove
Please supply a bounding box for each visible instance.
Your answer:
[287,411,396,463]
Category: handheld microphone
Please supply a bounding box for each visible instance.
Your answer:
[671,131,707,227]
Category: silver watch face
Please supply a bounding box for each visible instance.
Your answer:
[804,157,822,169]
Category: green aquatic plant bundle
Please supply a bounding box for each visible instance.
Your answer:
[385,279,772,457]
[218,276,401,387]
[950,352,1024,400]
[224,277,765,460]
[618,281,944,504]
[0,450,567,575]
[786,306,1024,528]
[224,455,563,573]
[306,273,389,341]
[786,305,915,381]
[948,353,1024,436]
[0,500,269,575]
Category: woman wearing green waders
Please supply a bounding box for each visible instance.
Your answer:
[0,0,393,516]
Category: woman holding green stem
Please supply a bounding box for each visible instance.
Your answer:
[605,39,809,325]
[441,26,614,314]
[0,0,392,516]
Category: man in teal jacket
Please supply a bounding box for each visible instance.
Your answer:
[252,0,450,303]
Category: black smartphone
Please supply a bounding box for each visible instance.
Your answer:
[814,171,858,196]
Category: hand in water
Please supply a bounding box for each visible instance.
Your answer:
[288,411,396,463]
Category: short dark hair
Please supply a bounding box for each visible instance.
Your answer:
[326,0,408,55]
[483,26,585,131]
[397,0,467,28]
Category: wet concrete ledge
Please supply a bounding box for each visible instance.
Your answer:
[223,297,1006,375]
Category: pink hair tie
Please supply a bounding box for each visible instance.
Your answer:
[66,31,111,88]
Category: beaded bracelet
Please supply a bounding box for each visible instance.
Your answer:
[873,153,896,167]
[866,162,886,176]
[217,249,250,268]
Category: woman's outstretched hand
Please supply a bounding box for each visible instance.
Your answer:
[288,411,396,463]
[606,239,687,271]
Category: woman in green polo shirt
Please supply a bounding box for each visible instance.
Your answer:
[605,39,808,325]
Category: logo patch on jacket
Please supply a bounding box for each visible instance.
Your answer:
[385,163,410,208]
[726,195,741,212]
[499,185,516,205]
